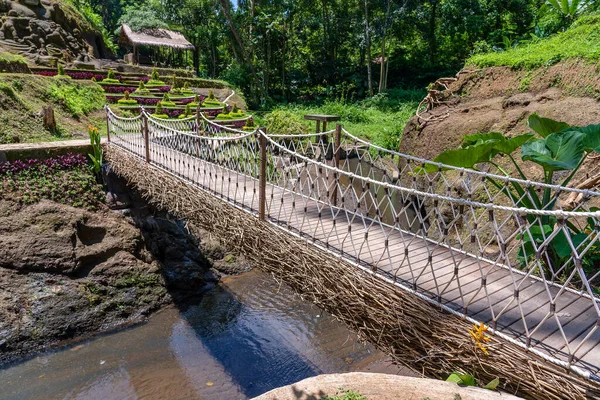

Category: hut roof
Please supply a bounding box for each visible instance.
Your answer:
[119,24,195,50]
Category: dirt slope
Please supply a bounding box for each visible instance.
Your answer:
[401,59,600,162]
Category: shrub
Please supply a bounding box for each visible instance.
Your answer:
[147,68,165,86]
[264,109,308,134]
[57,65,65,76]
[134,80,150,95]
[202,93,223,107]
[118,99,139,106]
[151,68,160,81]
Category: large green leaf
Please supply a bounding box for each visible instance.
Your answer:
[528,114,570,138]
[462,132,504,147]
[492,133,534,155]
[569,124,600,152]
[521,131,585,171]
[432,141,497,170]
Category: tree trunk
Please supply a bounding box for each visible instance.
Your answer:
[428,0,438,65]
[364,0,373,96]
[379,0,392,93]
[42,106,56,132]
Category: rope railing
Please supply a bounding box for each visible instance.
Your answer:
[105,106,600,380]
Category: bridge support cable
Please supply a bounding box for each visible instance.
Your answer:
[105,106,600,384]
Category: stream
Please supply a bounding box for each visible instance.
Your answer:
[0,270,409,400]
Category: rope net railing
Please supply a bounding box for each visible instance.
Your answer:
[106,106,600,379]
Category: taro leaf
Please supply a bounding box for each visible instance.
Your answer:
[491,133,534,155]
[484,378,500,390]
[552,232,589,258]
[462,132,504,147]
[528,113,570,138]
[521,131,585,171]
[431,141,497,171]
[569,124,600,153]
[517,224,553,263]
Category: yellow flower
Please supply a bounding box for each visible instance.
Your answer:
[469,322,491,355]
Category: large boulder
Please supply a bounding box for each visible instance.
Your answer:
[0,200,141,275]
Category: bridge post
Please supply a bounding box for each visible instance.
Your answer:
[142,110,150,163]
[331,124,342,206]
[259,128,267,221]
[196,105,201,135]
[105,108,110,142]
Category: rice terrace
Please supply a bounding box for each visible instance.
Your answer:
[1,0,600,399]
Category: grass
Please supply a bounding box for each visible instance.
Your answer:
[48,78,106,117]
[0,73,106,144]
[257,88,423,151]
[467,14,600,69]
[0,52,28,66]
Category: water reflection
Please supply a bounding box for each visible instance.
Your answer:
[0,270,408,400]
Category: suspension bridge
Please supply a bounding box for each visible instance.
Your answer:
[105,105,600,384]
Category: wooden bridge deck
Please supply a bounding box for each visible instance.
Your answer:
[113,135,600,376]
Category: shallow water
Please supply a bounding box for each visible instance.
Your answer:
[0,270,409,400]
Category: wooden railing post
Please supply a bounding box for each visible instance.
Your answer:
[331,123,342,206]
[196,104,201,134]
[142,109,150,163]
[105,108,110,142]
[259,127,267,221]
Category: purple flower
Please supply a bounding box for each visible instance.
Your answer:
[102,85,137,93]
[0,153,88,176]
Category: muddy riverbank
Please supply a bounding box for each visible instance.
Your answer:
[0,168,250,364]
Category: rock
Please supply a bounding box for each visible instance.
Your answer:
[0,0,112,62]
[0,201,140,275]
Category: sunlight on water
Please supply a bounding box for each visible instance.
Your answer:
[0,270,409,400]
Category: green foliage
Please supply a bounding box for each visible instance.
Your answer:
[151,68,160,81]
[431,114,600,279]
[266,89,422,147]
[57,65,65,76]
[321,388,367,400]
[468,15,600,69]
[88,125,103,175]
[107,69,115,80]
[0,51,28,65]
[146,79,166,86]
[116,6,168,34]
[202,98,223,108]
[117,99,139,106]
[446,372,499,390]
[47,80,106,117]
[62,0,117,54]
[264,109,308,134]
[0,164,105,210]
[547,0,590,22]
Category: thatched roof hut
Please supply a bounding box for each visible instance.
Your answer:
[118,24,195,67]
